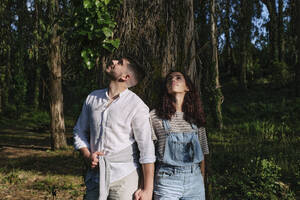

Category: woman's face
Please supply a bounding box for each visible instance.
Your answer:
[166,72,189,95]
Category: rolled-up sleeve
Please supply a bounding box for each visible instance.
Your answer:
[73,100,90,150]
[131,103,156,164]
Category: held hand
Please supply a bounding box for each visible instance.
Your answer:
[89,151,105,169]
[134,188,153,200]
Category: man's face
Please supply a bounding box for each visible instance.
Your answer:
[106,58,129,80]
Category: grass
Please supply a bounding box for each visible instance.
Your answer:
[0,127,86,200]
[205,82,300,199]
[0,169,85,200]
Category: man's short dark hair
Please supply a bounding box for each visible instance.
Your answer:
[124,56,145,87]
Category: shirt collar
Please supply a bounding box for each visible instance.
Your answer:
[105,88,129,100]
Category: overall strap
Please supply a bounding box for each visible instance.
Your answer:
[162,119,171,132]
[191,123,198,130]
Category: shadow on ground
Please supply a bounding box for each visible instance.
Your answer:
[0,128,85,176]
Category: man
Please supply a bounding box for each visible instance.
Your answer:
[73,57,155,200]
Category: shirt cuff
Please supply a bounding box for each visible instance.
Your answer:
[139,156,156,164]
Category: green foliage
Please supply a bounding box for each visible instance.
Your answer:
[11,65,27,118]
[210,158,295,199]
[3,104,17,118]
[0,110,50,130]
[206,85,299,199]
[73,0,121,69]
[247,58,263,82]
[268,61,291,88]
[20,111,50,130]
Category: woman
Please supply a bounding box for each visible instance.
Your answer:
[150,71,209,200]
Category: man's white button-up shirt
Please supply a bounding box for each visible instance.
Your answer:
[73,88,155,183]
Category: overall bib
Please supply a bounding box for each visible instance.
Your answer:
[154,120,205,200]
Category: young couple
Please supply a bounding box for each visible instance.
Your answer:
[73,57,209,200]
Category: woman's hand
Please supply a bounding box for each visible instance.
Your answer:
[134,188,153,200]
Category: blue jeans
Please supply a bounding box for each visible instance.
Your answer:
[154,164,205,200]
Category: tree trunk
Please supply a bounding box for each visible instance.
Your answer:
[210,0,223,130]
[15,0,28,117]
[295,0,300,96]
[183,0,197,84]
[240,39,247,89]
[239,0,253,89]
[261,0,279,62]
[32,0,41,110]
[49,0,67,150]
[3,46,11,113]
[224,0,232,75]
[0,66,3,113]
[115,0,200,107]
[278,0,284,62]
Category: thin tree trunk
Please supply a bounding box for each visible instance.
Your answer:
[278,0,284,62]
[49,0,67,150]
[210,0,223,130]
[239,0,254,89]
[3,46,11,112]
[224,0,232,75]
[15,0,27,117]
[239,0,249,89]
[33,0,41,110]
[295,0,300,96]
[240,44,247,89]
[0,66,3,113]
[33,68,41,110]
[261,0,279,62]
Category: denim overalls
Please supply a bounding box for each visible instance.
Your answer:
[154,120,205,200]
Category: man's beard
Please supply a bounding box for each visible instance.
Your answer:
[105,70,115,80]
[105,70,123,82]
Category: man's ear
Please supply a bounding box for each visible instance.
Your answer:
[120,74,130,82]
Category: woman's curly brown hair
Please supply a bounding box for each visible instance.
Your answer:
[156,71,206,127]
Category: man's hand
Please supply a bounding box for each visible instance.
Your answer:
[134,188,153,200]
[80,147,105,169]
[89,151,105,169]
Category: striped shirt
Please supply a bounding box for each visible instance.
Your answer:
[150,109,209,161]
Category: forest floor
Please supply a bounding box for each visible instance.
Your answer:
[0,128,85,200]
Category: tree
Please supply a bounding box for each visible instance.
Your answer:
[31,0,42,110]
[238,0,254,89]
[260,0,284,63]
[292,0,300,96]
[223,0,233,76]
[210,0,223,129]
[109,0,201,108]
[0,0,13,114]
[49,0,67,150]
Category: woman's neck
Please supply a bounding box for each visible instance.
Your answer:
[173,93,185,112]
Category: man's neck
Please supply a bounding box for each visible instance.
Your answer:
[108,81,128,99]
